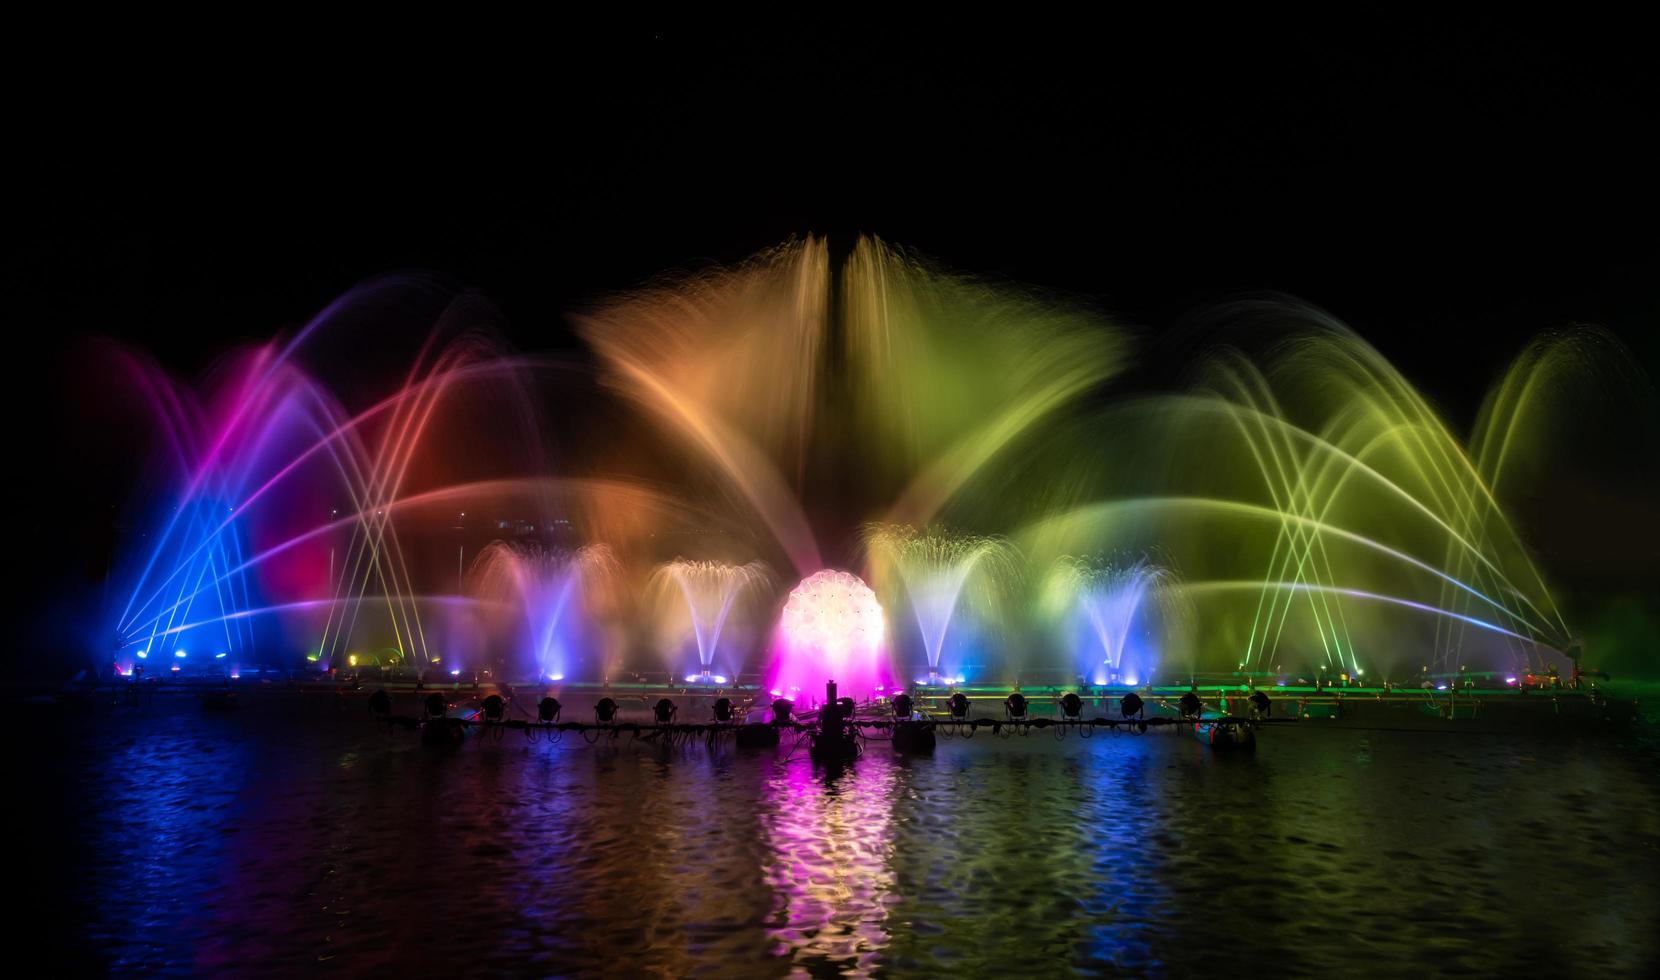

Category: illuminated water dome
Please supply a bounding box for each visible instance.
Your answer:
[768,570,889,703]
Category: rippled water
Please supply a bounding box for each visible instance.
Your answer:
[19,693,1660,977]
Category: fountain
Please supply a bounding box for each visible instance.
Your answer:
[766,570,889,705]
[1041,556,1192,687]
[648,559,772,684]
[864,524,1021,685]
[85,241,1645,710]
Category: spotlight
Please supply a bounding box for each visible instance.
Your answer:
[771,698,794,725]
[1248,691,1271,719]
[424,693,446,718]
[482,694,505,720]
[595,697,619,723]
[1178,691,1202,718]
[653,698,677,724]
[948,692,970,720]
[713,697,735,722]
[1119,692,1144,719]
[368,689,391,717]
[1005,692,1028,719]
[892,693,915,719]
[1059,692,1083,719]
[538,697,561,722]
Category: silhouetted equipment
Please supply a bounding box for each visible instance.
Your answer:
[948,692,970,720]
[368,689,392,717]
[538,697,561,723]
[1119,692,1144,718]
[771,698,794,725]
[1059,692,1083,719]
[482,694,505,720]
[893,719,936,754]
[1199,719,1257,751]
[653,698,678,724]
[420,692,464,746]
[892,693,914,718]
[1178,691,1202,718]
[713,697,735,722]
[1248,691,1272,719]
[1005,692,1028,719]
[595,697,619,723]
[809,679,859,763]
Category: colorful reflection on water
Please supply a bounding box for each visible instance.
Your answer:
[20,696,1660,976]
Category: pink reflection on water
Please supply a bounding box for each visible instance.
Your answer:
[758,759,898,972]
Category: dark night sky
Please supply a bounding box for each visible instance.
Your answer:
[7,17,1658,654]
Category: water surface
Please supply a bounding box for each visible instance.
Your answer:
[20,694,1660,976]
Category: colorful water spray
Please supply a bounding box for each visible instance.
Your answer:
[88,243,1628,689]
[1041,556,1192,687]
[864,524,1021,684]
[470,542,617,681]
[648,559,772,683]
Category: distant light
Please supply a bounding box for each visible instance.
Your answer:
[1123,675,1138,686]
[450,669,461,676]
[215,653,227,660]
[769,688,783,698]
[170,665,180,672]
[174,649,186,658]
[1505,676,1517,685]
[229,669,240,679]
[1437,684,1448,691]
[955,674,966,684]
[1356,669,1365,676]
[136,651,148,659]
[547,673,564,682]
[685,673,702,683]
[348,655,357,667]
[711,675,728,684]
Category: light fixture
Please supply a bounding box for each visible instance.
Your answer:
[771,698,793,725]
[1059,692,1083,719]
[538,697,561,722]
